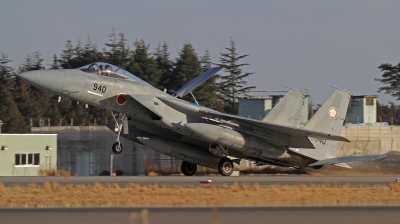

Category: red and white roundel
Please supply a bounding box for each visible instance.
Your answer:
[328,107,338,119]
[116,93,127,105]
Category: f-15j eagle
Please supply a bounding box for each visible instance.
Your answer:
[19,62,385,176]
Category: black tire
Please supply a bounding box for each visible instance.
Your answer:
[218,158,234,176]
[181,161,197,176]
[311,165,323,170]
[112,142,123,154]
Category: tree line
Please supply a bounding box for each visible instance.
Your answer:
[0,32,255,133]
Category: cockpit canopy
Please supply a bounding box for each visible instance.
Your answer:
[78,62,144,82]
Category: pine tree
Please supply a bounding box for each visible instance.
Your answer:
[170,43,204,103]
[155,42,174,91]
[58,40,77,69]
[375,63,400,100]
[198,49,219,109]
[14,52,53,128]
[104,30,130,68]
[50,54,59,69]
[80,36,104,64]
[217,39,255,114]
[128,39,162,88]
[0,53,28,133]
[0,53,13,83]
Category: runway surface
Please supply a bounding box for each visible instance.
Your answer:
[0,175,398,186]
[1,206,399,224]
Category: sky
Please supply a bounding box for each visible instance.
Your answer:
[1,0,400,105]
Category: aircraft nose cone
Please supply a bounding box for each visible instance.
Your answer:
[19,70,64,94]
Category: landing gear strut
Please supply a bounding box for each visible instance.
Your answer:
[181,161,197,176]
[111,111,126,154]
[218,158,234,176]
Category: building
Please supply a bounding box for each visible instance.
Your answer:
[346,95,378,124]
[0,134,57,176]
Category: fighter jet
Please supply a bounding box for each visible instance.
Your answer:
[19,62,384,176]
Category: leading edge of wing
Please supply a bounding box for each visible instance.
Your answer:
[157,96,350,146]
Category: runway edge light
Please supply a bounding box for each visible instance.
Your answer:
[199,180,212,185]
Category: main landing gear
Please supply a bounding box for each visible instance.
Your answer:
[181,161,197,176]
[218,158,234,176]
[180,158,235,176]
[111,111,126,154]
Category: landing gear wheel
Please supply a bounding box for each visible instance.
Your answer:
[112,142,123,154]
[311,165,323,170]
[218,158,234,176]
[181,161,197,176]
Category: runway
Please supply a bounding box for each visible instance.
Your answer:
[1,206,400,224]
[0,175,398,186]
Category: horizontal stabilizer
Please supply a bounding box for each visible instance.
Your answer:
[305,133,350,142]
[308,154,387,167]
[173,67,222,97]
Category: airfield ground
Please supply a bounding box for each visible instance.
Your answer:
[0,181,400,207]
[0,153,398,208]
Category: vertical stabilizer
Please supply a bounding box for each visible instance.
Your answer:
[296,87,351,160]
[262,87,306,127]
[304,87,351,135]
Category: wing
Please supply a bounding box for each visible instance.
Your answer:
[157,96,350,149]
[173,67,222,97]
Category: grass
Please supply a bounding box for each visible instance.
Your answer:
[0,182,400,207]
[38,168,72,178]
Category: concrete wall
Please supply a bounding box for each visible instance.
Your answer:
[0,134,57,176]
[338,125,399,156]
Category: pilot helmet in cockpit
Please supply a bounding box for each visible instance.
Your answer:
[104,64,113,72]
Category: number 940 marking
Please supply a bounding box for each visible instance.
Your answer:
[93,83,106,93]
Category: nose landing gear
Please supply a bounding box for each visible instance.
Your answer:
[111,111,127,154]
